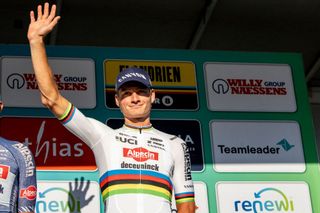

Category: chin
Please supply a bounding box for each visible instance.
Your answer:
[127,114,148,121]
[130,116,147,120]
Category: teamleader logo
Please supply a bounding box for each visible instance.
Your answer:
[212,78,287,95]
[234,187,295,212]
[217,138,294,155]
[6,73,88,91]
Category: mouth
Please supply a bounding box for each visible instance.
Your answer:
[129,104,144,109]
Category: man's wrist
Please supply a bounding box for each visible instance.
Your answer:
[28,37,44,45]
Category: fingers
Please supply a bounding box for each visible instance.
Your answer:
[87,195,95,203]
[48,16,61,30]
[30,11,35,23]
[48,4,57,21]
[37,5,42,20]
[43,2,50,18]
[79,177,84,190]
[84,179,90,192]
[69,181,73,191]
[35,3,58,21]
[74,177,79,190]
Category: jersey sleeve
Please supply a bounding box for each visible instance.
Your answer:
[171,137,195,204]
[12,143,37,213]
[58,102,111,148]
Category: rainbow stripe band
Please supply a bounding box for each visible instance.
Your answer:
[58,103,75,124]
[175,192,195,204]
[100,169,173,202]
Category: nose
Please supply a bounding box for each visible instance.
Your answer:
[130,92,140,103]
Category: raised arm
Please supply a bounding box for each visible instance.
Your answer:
[27,2,68,117]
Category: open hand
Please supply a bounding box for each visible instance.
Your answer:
[27,2,60,43]
[68,177,95,212]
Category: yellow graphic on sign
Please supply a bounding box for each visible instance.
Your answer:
[104,60,197,87]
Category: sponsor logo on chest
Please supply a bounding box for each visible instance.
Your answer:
[116,136,138,145]
[123,147,159,162]
[0,165,10,180]
[147,137,166,150]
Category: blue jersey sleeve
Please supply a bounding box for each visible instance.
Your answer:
[12,142,37,213]
[0,138,37,213]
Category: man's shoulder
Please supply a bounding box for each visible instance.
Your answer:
[0,138,34,157]
[0,137,21,146]
[0,137,33,163]
[87,117,113,130]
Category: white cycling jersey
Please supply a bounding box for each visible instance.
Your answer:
[59,103,195,213]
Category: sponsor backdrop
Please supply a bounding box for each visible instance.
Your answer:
[1,45,319,212]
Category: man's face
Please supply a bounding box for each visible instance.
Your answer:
[115,82,155,121]
[0,101,3,112]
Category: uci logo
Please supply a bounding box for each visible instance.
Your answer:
[7,73,25,89]
[116,136,138,145]
[212,79,229,94]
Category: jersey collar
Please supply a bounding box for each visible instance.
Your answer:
[123,123,153,131]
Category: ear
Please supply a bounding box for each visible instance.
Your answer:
[115,94,120,107]
[150,89,156,103]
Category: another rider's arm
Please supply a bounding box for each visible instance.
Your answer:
[171,137,196,213]
[28,3,67,117]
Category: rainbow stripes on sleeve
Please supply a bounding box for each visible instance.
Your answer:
[100,169,173,202]
[175,191,195,204]
[58,103,75,125]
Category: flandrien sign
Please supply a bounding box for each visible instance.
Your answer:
[204,62,296,112]
[104,59,198,110]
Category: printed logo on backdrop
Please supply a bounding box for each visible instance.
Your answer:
[1,56,96,108]
[211,79,286,95]
[171,181,209,213]
[1,117,96,170]
[216,182,312,213]
[210,121,305,172]
[107,119,204,172]
[36,179,100,213]
[104,59,198,110]
[204,62,297,112]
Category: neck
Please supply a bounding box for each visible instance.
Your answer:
[125,123,152,129]
[124,117,151,128]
